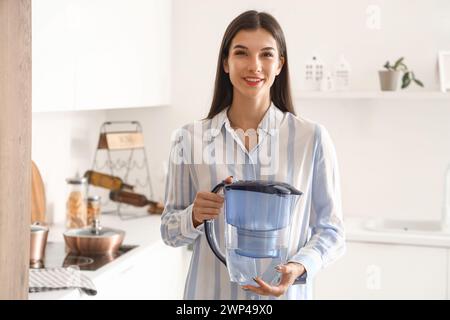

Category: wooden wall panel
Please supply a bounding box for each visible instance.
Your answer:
[0,0,31,300]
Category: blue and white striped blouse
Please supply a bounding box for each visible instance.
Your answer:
[160,103,346,300]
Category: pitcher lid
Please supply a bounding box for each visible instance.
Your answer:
[224,180,302,195]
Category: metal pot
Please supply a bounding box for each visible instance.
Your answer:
[30,223,49,268]
[63,219,125,255]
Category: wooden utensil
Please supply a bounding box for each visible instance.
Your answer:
[31,161,46,223]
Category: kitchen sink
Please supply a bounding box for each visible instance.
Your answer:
[363,218,450,235]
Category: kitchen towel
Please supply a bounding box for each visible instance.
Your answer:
[29,266,97,296]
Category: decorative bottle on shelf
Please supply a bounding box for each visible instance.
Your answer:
[84,170,134,191]
[334,55,351,91]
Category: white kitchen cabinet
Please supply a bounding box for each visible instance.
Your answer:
[313,242,447,299]
[90,242,188,300]
[32,0,171,112]
[32,0,76,112]
[74,0,171,110]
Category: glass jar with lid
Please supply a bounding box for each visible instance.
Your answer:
[65,174,87,229]
[87,195,101,227]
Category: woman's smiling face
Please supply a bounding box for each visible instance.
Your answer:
[224,28,284,99]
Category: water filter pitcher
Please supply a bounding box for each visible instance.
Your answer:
[205,180,302,286]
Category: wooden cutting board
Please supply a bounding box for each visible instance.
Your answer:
[31,161,46,223]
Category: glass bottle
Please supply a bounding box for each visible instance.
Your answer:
[87,195,101,227]
[65,175,88,229]
[84,170,134,191]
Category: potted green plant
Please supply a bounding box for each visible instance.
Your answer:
[378,57,424,91]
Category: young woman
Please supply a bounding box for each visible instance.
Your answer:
[161,10,345,300]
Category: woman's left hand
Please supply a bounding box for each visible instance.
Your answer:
[241,262,305,297]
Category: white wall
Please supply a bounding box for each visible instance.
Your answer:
[138,0,450,220]
[32,0,450,224]
[32,111,106,224]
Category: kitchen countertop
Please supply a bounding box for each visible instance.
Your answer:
[344,216,450,248]
[29,215,450,299]
[29,213,167,300]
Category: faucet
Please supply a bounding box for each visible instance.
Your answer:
[442,164,450,231]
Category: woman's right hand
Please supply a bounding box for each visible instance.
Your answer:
[192,176,233,227]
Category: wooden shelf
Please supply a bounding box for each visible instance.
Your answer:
[294,91,450,100]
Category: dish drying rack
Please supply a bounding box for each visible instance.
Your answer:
[89,121,154,220]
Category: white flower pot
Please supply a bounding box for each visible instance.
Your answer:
[378,70,403,91]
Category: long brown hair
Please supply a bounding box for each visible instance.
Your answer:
[206,10,295,119]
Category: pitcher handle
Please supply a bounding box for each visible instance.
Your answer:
[204,181,227,266]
